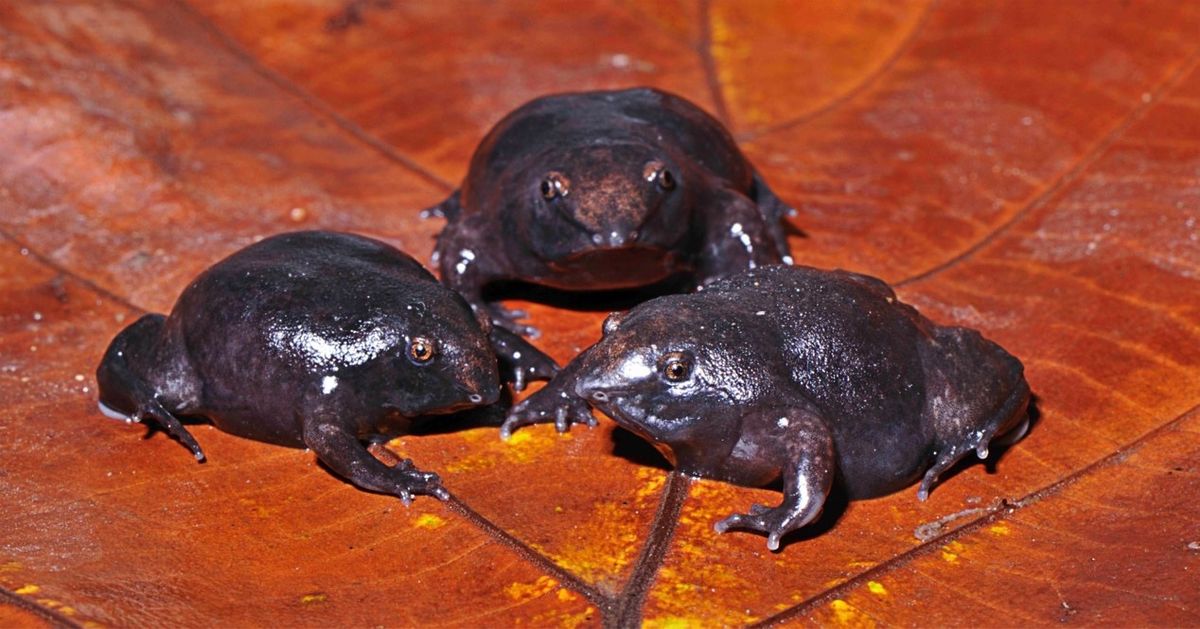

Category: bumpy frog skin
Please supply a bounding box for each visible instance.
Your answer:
[96,231,506,504]
[504,265,1031,549]
[427,87,794,379]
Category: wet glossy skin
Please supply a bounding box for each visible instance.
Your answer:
[504,265,1031,549]
[427,87,794,376]
[96,231,505,503]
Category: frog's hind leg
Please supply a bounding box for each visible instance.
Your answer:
[302,417,448,505]
[96,314,206,461]
[714,406,836,551]
[918,327,1031,501]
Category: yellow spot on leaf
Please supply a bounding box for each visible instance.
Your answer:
[556,588,576,602]
[829,599,876,628]
[941,540,965,563]
[444,427,561,473]
[529,604,595,629]
[867,581,888,596]
[989,522,1011,536]
[504,575,558,602]
[0,561,21,573]
[413,513,446,529]
[14,584,39,595]
[506,430,532,445]
[299,593,327,604]
[644,617,705,629]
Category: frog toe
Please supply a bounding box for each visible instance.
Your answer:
[391,467,447,503]
[137,400,206,462]
[502,393,593,439]
[714,502,821,551]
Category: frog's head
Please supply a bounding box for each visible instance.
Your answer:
[517,143,692,288]
[571,297,776,461]
[384,287,501,417]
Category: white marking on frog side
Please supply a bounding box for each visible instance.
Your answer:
[512,351,522,360]
[755,310,766,316]
[321,375,339,394]
[729,222,756,268]
[271,325,399,371]
[777,416,790,428]
[455,249,476,275]
[782,255,794,265]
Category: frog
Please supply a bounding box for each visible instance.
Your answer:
[425,87,795,377]
[502,265,1031,549]
[96,230,509,504]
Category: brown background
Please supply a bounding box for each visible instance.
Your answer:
[2,0,1198,626]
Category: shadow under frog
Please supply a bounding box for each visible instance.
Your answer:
[426,87,796,378]
[505,265,1031,550]
[96,231,513,504]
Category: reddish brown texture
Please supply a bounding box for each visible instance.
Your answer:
[1,0,1198,626]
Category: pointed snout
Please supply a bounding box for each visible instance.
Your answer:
[573,349,652,404]
[463,381,501,406]
[574,375,615,402]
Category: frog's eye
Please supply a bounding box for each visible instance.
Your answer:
[540,172,569,200]
[661,351,692,382]
[643,161,676,191]
[657,168,676,190]
[408,337,436,365]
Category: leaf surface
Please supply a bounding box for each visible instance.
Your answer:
[1,1,1198,625]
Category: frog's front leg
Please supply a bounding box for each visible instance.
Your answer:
[751,171,797,263]
[489,326,558,392]
[500,345,598,439]
[696,189,786,285]
[436,217,557,385]
[713,407,835,551]
[301,408,448,505]
[436,214,538,338]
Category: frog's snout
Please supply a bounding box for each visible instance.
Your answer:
[574,348,652,402]
[574,372,629,403]
[463,381,501,407]
[575,378,607,401]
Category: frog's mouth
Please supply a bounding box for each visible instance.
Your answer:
[544,245,683,290]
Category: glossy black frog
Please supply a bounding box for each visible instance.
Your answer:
[504,265,1030,549]
[96,231,503,503]
[426,87,794,374]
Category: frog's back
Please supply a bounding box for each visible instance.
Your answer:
[703,265,937,495]
[168,232,453,417]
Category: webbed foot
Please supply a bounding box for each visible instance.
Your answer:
[500,387,596,439]
[387,466,450,506]
[714,499,823,551]
[489,303,540,339]
[304,421,448,504]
